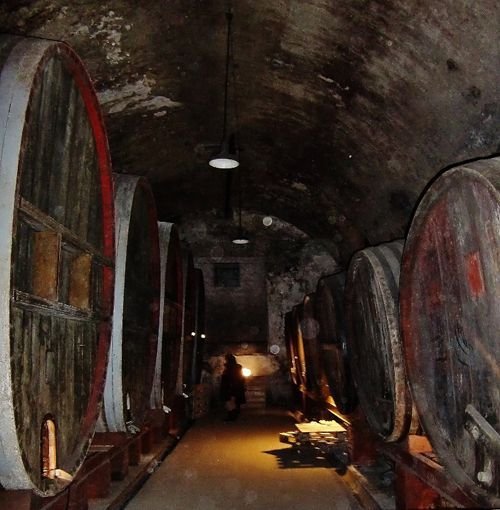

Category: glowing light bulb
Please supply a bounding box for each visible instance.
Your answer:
[242,367,252,377]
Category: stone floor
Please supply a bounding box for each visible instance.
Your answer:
[125,408,362,509]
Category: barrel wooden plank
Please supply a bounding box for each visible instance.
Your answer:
[345,240,415,442]
[0,36,114,495]
[102,175,160,433]
[400,157,500,508]
[315,272,358,414]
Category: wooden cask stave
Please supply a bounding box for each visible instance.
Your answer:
[0,36,114,495]
[150,223,184,410]
[400,157,500,507]
[315,272,358,414]
[102,175,160,433]
[345,240,415,442]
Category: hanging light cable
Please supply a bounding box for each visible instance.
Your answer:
[209,6,239,169]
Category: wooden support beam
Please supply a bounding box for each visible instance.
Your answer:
[348,410,380,466]
[395,463,442,509]
[140,428,153,455]
[73,451,111,499]
[0,491,31,509]
[91,432,130,480]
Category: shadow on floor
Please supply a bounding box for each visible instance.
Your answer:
[264,446,347,472]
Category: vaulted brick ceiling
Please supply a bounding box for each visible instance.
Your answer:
[1,1,499,262]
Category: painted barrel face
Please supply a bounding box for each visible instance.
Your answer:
[400,158,500,507]
[345,240,414,441]
[301,293,325,396]
[103,175,160,432]
[151,223,183,409]
[0,36,114,495]
[315,273,358,414]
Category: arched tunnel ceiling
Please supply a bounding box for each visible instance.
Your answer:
[1,1,499,262]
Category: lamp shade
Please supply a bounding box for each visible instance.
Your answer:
[209,141,239,169]
[232,227,249,244]
[232,236,249,245]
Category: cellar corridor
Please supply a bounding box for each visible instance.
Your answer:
[124,409,361,510]
[0,2,498,508]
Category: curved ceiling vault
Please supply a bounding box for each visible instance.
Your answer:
[1,0,499,263]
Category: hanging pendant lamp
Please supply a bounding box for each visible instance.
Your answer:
[209,8,239,169]
[209,134,239,170]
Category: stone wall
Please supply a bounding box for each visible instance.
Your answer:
[179,212,339,406]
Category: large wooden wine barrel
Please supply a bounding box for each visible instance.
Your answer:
[150,223,183,410]
[102,175,160,432]
[345,240,415,442]
[315,273,357,414]
[301,293,326,397]
[400,157,500,507]
[0,36,114,495]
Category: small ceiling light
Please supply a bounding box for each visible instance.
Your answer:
[232,236,249,245]
[209,137,239,169]
[201,333,206,339]
[242,367,252,377]
[209,7,239,169]
[191,331,196,337]
[262,216,273,227]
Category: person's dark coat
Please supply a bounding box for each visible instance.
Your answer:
[220,355,246,406]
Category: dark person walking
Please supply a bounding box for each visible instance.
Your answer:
[220,354,246,421]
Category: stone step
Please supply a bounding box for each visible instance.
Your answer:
[244,377,267,408]
[246,395,266,400]
[246,388,266,395]
[246,391,266,398]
